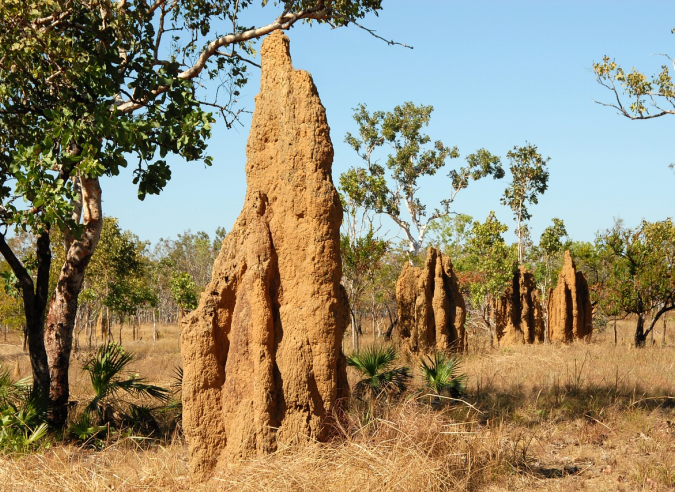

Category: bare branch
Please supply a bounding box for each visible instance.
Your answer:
[117,6,332,113]
[351,21,413,49]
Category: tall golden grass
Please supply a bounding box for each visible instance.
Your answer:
[0,318,674,490]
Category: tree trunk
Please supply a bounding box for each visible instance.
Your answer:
[0,231,52,399]
[44,176,103,428]
[634,313,647,347]
[384,316,398,341]
[663,313,667,346]
[73,317,79,354]
[152,310,157,345]
[350,309,358,352]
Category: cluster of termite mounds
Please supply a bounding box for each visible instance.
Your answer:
[547,251,593,342]
[491,266,545,346]
[180,32,349,481]
[489,251,593,346]
[395,247,467,354]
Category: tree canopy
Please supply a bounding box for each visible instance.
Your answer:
[0,0,387,426]
[341,102,503,259]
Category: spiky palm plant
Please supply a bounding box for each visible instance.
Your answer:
[347,345,411,414]
[0,364,49,452]
[79,343,169,431]
[420,352,467,399]
[0,363,27,409]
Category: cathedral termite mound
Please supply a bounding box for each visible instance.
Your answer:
[180,31,349,481]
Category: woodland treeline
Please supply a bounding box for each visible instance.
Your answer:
[0,221,225,348]
[1,209,672,351]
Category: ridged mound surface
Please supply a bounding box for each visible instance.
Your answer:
[180,32,349,481]
[396,248,466,354]
[548,251,593,342]
[492,266,545,346]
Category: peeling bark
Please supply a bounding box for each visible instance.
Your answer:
[44,176,103,427]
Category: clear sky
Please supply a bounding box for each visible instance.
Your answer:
[100,1,675,247]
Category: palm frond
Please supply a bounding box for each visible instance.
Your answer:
[420,352,467,397]
[348,345,411,400]
[115,377,170,402]
[80,342,170,424]
[347,345,398,377]
[83,342,135,401]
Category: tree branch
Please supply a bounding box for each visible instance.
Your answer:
[350,21,413,49]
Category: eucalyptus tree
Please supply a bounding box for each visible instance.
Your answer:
[461,212,516,344]
[593,30,675,121]
[0,0,387,426]
[500,143,550,264]
[154,228,223,291]
[426,213,473,261]
[340,228,387,350]
[170,272,198,320]
[597,218,675,347]
[532,218,568,301]
[341,102,503,262]
[530,218,568,339]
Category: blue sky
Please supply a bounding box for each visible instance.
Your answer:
[100,1,675,246]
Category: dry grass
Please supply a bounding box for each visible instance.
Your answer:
[1,318,675,490]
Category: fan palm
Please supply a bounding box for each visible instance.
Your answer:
[0,364,49,452]
[81,342,169,424]
[346,345,411,411]
[420,352,467,399]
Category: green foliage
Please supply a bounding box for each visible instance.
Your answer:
[341,102,503,256]
[0,0,216,241]
[79,342,169,429]
[53,217,157,325]
[426,213,473,260]
[597,219,675,314]
[501,143,550,263]
[596,219,675,345]
[341,228,388,306]
[68,411,107,443]
[594,47,675,120]
[539,218,568,256]
[154,230,221,291]
[419,352,467,398]
[346,345,411,401]
[462,212,517,312]
[568,240,608,309]
[0,364,49,452]
[170,272,198,313]
[530,218,569,301]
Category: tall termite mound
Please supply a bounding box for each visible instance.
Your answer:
[180,32,349,481]
[395,248,466,354]
[492,266,545,345]
[547,250,593,342]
